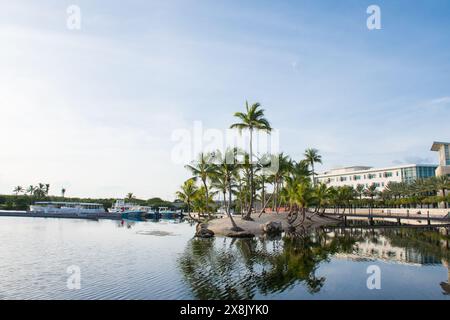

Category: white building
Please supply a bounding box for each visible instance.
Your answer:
[316,164,437,191]
[431,141,450,177]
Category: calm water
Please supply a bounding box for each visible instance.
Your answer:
[0,217,449,300]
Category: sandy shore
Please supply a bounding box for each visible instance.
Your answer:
[207,211,340,236]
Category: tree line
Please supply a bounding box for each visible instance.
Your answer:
[1,184,174,211]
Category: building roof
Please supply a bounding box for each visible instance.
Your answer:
[34,201,103,206]
[431,141,450,151]
[317,163,437,177]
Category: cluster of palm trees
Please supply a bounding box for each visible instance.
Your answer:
[176,101,325,229]
[381,176,450,209]
[13,183,52,199]
[176,101,450,231]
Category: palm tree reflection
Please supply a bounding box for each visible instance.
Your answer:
[178,228,356,299]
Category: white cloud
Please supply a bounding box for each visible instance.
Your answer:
[430,96,450,105]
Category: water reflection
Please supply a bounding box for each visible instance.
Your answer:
[178,226,450,299]
[178,227,357,299]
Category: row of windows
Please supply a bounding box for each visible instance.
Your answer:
[321,171,399,183]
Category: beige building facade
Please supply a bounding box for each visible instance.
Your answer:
[431,141,450,177]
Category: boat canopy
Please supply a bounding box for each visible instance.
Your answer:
[34,202,104,208]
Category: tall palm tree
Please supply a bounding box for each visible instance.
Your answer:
[185,152,217,214]
[230,101,272,220]
[176,179,198,219]
[13,186,24,195]
[26,185,36,197]
[61,188,66,198]
[304,148,322,187]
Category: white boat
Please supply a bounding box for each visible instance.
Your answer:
[109,200,157,216]
[30,202,105,216]
[108,199,136,213]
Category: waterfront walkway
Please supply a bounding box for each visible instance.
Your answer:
[322,210,450,225]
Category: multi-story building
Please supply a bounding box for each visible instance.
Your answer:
[316,164,437,191]
[431,141,450,177]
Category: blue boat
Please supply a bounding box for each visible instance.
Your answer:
[121,210,146,220]
[158,207,184,219]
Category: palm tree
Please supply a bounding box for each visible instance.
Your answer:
[304,148,322,187]
[35,183,47,199]
[213,149,242,231]
[432,176,450,208]
[270,153,292,213]
[286,181,314,226]
[176,179,198,219]
[26,185,36,197]
[313,183,330,215]
[45,184,50,196]
[126,193,135,201]
[191,187,216,217]
[355,184,365,200]
[185,152,217,214]
[337,186,355,213]
[61,188,66,198]
[364,184,378,213]
[13,186,24,195]
[230,101,272,220]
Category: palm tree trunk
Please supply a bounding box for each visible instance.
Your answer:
[272,181,276,211]
[227,180,241,230]
[443,188,448,209]
[275,181,280,213]
[245,128,254,220]
[202,178,209,215]
[261,176,266,213]
[223,190,227,213]
[311,162,315,187]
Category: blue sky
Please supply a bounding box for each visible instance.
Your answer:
[0,0,449,199]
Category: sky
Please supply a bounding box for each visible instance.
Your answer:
[0,0,449,200]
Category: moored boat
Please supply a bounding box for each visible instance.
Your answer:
[158,207,184,219]
[30,202,105,217]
